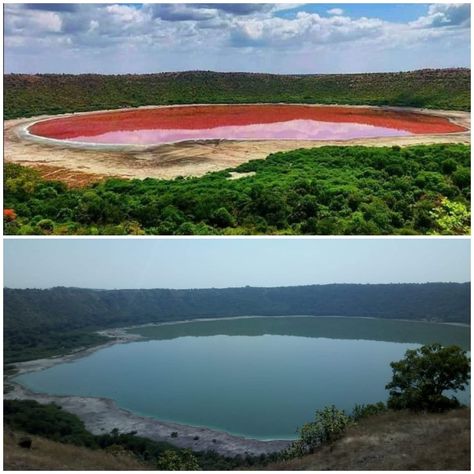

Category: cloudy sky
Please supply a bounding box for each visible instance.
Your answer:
[4,3,471,74]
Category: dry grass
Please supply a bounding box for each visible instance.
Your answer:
[267,408,470,471]
[4,429,149,470]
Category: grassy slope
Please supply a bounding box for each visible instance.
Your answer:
[4,429,148,471]
[5,410,470,470]
[4,68,470,119]
[268,408,470,471]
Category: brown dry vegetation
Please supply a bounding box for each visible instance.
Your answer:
[4,429,149,471]
[31,165,109,188]
[266,408,471,471]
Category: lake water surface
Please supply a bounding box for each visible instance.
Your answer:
[28,105,465,146]
[15,317,470,440]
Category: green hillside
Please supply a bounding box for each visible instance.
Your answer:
[4,68,470,119]
[4,282,470,362]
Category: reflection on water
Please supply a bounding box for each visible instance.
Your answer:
[15,317,470,440]
[130,316,470,349]
[67,119,412,145]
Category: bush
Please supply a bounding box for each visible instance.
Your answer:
[285,405,351,457]
[156,449,200,470]
[351,402,387,421]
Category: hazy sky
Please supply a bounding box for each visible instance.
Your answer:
[4,238,470,289]
[4,3,470,74]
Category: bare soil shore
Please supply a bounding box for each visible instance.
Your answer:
[5,384,290,457]
[4,104,470,186]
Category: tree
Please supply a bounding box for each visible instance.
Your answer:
[386,343,470,412]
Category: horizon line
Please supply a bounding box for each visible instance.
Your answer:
[4,281,471,291]
[4,67,471,77]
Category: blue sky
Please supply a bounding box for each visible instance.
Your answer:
[4,3,470,74]
[275,3,428,21]
[4,239,470,289]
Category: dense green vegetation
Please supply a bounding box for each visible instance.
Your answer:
[4,400,272,470]
[386,344,471,412]
[4,69,470,119]
[3,330,108,365]
[4,144,471,235]
[4,283,470,362]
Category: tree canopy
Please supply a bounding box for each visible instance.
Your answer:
[386,343,470,412]
[4,144,471,236]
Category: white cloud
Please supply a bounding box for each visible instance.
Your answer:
[230,12,385,48]
[327,8,344,16]
[4,3,471,74]
[410,3,470,29]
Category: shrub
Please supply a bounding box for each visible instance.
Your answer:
[285,405,351,457]
[156,449,200,470]
[351,402,387,421]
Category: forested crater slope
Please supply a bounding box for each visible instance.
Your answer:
[4,283,470,362]
[4,68,470,119]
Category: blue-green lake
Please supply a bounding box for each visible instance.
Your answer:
[15,316,470,440]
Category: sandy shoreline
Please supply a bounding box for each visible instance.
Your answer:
[4,104,470,186]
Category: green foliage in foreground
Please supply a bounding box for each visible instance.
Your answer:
[156,450,200,470]
[5,400,97,447]
[4,69,470,120]
[386,344,471,412]
[283,402,387,459]
[4,144,471,235]
[4,400,275,470]
[286,406,351,458]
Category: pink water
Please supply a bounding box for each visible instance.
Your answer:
[67,119,412,145]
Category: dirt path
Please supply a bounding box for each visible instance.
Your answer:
[4,105,470,186]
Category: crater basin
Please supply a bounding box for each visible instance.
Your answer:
[27,105,466,146]
[13,316,470,440]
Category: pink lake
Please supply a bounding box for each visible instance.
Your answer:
[66,119,412,145]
